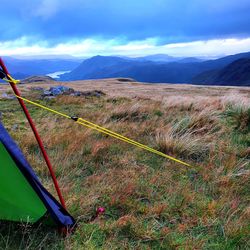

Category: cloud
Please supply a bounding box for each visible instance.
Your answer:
[34,0,60,20]
[0,0,250,45]
[161,38,250,57]
[1,36,250,58]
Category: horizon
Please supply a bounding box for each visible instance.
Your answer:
[1,1,250,58]
[4,50,250,61]
[2,39,250,59]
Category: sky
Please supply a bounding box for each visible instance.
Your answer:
[1,0,250,58]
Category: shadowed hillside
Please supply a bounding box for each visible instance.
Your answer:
[193,58,250,86]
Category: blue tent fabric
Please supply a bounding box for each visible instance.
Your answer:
[0,122,75,228]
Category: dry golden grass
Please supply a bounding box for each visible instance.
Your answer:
[0,79,249,249]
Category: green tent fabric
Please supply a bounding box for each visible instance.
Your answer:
[0,142,46,222]
[0,122,75,228]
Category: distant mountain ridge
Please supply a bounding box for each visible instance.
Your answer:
[2,57,81,79]
[2,52,250,86]
[135,54,178,62]
[60,52,250,86]
[134,54,204,63]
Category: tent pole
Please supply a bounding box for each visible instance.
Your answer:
[0,58,66,209]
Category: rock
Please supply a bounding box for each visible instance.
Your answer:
[1,93,15,99]
[39,86,105,97]
[43,90,53,96]
[52,86,74,95]
[42,85,105,98]
[42,85,74,97]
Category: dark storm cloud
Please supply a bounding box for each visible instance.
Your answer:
[0,0,250,44]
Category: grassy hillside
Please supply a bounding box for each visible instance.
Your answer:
[0,80,249,249]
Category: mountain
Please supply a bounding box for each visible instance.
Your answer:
[2,57,81,79]
[60,55,208,83]
[60,52,250,85]
[134,54,203,63]
[104,61,204,83]
[177,57,204,63]
[198,52,250,70]
[6,52,250,85]
[193,58,250,86]
[136,54,178,62]
[61,56,136,81]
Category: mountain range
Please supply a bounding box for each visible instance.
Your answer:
[60,52,250,86]
[120,54,204,63]
[2,52,250,86]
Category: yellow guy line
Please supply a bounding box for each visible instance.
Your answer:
[15,94,193,168]
[2,74,20,84]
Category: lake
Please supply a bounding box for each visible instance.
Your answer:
[46,71,70,79]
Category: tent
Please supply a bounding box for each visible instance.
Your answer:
[0,122,75,228]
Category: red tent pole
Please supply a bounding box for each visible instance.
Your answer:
[0,58,66,209]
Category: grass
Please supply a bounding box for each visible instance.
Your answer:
[0,82,249,249]
[224,104,250,133]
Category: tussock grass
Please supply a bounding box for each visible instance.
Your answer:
[155,109,222,161]
[224,104,250,132]
[155,126,211,161]
[0,84,249,249]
